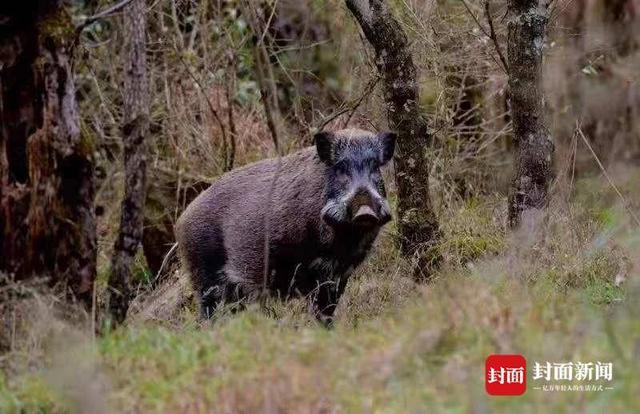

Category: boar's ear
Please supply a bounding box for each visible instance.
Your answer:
[378,132,396,165]
[314,131,336,164]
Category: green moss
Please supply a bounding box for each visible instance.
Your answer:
[77,127,96,157]
[38,8,75,48]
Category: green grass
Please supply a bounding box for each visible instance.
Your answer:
[1,172,639,413]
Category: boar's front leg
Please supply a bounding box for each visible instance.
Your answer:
[312,275,348,327]
[200,283,222,319]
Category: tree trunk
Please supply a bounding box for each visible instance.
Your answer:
[345,0,440,278]
[0,2,96,305]
[109,0,150,323]
[507,0,554,228]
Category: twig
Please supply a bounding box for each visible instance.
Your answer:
[484,0,509,73]
[460,0,508,75]
[315,108,351,132]
[254,46,281,152]
[343,76,381,127]
[246,3,282,153]
[255,46,282,299]
[224,59,237,171]
[176,50,230,168]
[313,76,380,132]
[577,123,640,227]
[241,0,284,300]
[460,0,491,40]
[77,0,135,31]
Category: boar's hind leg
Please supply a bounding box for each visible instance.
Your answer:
[189,250,228,319]
[200,265,259,319]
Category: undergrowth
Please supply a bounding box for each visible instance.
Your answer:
[1,172,639,413]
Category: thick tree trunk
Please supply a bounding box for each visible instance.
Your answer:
[507,0,554,228]
[345,0,440,277]
[0,2,96,305]
[109,0,150,323]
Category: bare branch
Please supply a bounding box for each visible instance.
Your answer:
[484,0,509,73]
[313,76,380,132]
[175,50,231,172]
[459,0,509,74]
[78,0,136,31]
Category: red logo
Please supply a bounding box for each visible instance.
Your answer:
[485,354,527,396]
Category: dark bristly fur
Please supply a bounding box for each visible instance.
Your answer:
[176,129,396,324]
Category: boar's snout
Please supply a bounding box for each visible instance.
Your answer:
[348,188,391,228]
[353,205,378,226]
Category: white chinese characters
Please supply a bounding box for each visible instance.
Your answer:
[532,361,613,382]
[488,367,525,384]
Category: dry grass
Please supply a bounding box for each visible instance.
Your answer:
[2,169,639,413]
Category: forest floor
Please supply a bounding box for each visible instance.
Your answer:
[1,168,639,413]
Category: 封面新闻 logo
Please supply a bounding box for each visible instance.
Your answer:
[485,354,527,396]
[485,355,614,395]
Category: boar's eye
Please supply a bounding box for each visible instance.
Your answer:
[370,169,383,185]
[334,162,351,182]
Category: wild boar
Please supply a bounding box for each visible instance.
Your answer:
[175,128,396,324]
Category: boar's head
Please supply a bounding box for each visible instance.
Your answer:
[315,129,396,229]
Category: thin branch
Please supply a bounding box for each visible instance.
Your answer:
[343,76,381,127]
[240,0,284,301]
[77,0,136,30]
[484,0,509,73]
[460,0,492,39]
[312,75,380,132]
[254,46,281,152]
[460,0,508,74]
[244,1,282,152]
[224,56,237,171]
[576,124,640,228]
[176,50,230,171]
[315,108,350,132]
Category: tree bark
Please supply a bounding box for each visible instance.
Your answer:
[507,0,554,228]
[109,0,149,323]
[0,2,96,305]
[345,0,440,277]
